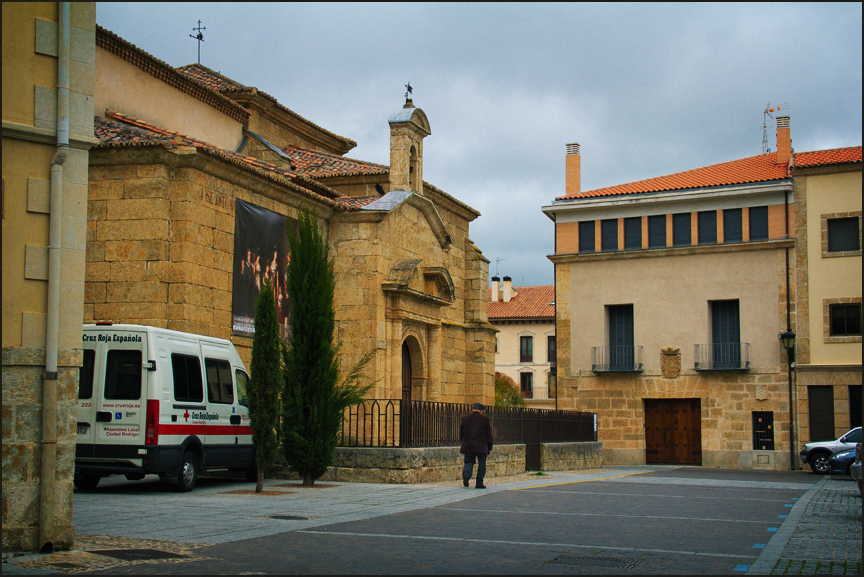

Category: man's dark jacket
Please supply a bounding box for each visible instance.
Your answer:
[459,410,494,455]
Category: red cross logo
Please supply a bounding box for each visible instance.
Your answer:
[184,410,190,422]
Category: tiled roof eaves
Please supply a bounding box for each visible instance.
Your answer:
[96,26,249,124]
[794,146,862,168]
[551,178,792,204]
[95,114,340,209]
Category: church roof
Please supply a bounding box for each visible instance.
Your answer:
[285,145,388,179]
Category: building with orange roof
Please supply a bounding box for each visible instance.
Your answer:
[488,278,556,408]
[543,118,861,471]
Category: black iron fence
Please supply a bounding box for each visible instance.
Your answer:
[339,399,597,449]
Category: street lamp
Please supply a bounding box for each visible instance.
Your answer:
[778,330,796,362]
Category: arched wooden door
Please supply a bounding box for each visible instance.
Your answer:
[401,342,412,402]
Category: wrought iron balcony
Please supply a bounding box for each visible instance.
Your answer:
[694,342,750,371]
[591,346,644,373]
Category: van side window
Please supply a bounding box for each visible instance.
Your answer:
[235,370,249,408]
[79,349,95,399]
[104,350,142,400]
[172,354,204,403]
[205,358,234,404]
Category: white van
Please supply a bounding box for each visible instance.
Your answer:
[75,324,256,491]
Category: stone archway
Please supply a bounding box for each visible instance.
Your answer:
[400,331,426,401]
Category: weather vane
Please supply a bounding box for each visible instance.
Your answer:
[189,20,206,65]
[404,82,413,99]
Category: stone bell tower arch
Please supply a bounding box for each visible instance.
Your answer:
[388,98,431,193]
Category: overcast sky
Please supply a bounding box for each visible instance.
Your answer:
[96,2,862,286]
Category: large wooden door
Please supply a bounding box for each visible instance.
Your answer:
[644,399,702,465]
[401,342,412,402]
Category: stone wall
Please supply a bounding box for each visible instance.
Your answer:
[265,442,602,484]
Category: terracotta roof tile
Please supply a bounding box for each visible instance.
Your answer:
[794,146,862,167]
[285,145,388,179]
[488,285,555,320]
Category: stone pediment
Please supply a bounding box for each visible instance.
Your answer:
[383,259,454,305]
[361,190,453,249]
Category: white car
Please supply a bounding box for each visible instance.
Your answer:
[799,427,862,474]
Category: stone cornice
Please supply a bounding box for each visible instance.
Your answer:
[549,238,795,264]
[2,121,100,148]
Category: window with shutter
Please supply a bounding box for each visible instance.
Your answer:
[648,215,666,248]
[698,211,717,245]
[624,217,641,250]
[601,219,618,252]
[749,206,768,241]
[711,300,740,369]
[579,221,595,253]
[608,304,634,371]
[723,208,742,243]
[672,213,691,246]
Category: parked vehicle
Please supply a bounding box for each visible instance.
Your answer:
[75,324,255,492]
[799,427,862,474]
[827,448,856,476]
[851,443,862,497]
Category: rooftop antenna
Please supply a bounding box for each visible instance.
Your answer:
[190,20,205,65]
[762,102,788,154]
[495,257,506,277]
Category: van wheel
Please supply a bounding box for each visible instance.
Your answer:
[174,451,198,492]
[74,474,101,490]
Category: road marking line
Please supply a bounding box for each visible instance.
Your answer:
[296,529,757,560]
[435,507,778,524]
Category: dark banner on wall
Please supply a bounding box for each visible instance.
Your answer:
[232,199,295,338]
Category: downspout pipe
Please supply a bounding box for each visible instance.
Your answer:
[784,187,797,472]
[40,1,70,553]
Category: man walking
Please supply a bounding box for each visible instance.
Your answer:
[460,402,494,488]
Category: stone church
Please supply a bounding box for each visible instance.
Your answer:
[88,26,496,405]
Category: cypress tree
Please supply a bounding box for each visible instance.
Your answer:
[282,211,374,486]
[248,278,281,493]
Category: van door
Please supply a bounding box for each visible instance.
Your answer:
[77,339,99,457]
[93,330,148,461]
[203,350,239,467]
[234,368,254,466]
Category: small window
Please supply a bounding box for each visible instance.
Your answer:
[827,217,860,253]
[624,217,641,251]
[752,411,774,450]
[672,213,691,246]
[648,215,666,248]
[579,221,595,253]
[723,209,742,243]
[104,350,142,400]
[79,349,95,400]
[235,370,249,408]
[520,336,533,363]
[172,354,204,403]
[205,358,235,404]
[698,211,717,245]
[830,303,862,336]
[547,336,556,363]
[749,206,769,241]
[601,219,618,252]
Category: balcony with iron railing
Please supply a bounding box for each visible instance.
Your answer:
[694,342,750,371]
[591,346,644,373]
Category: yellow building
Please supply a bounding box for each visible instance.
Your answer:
[543,119,861,470]
[2,2,97,551]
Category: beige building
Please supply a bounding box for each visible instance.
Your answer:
[488,278,556,408]
[543,120,861,470]
[2,2,97,551]
[791,148,862,443]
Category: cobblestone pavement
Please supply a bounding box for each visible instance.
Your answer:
[749,476,862,575]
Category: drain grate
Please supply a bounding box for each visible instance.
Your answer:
[268,514,310,520]
[547,555,644,569]
[90,549,187,561]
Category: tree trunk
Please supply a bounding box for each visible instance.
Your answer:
[256,468,264,493]
[302,472,314,487]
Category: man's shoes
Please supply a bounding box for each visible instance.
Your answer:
[462,474,470,487]
[475,482,486,489]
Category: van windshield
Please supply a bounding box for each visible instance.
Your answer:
[104,350,142,400]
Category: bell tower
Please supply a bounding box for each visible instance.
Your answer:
[388,98,431,192]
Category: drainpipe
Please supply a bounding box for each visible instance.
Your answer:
[784,186,796,471]
[40,1,70,553]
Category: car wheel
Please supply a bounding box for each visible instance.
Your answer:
[73,474,101,490]
[809,452,831,474]
[174,451,198,492]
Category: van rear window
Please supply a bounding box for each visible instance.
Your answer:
[104,350,142,400]
[172,354,204,403]
[205,358,234,404]
[79,349,95,400]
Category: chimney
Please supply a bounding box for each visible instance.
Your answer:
[502,276,512,303]
[490,276,500,303]
[566,143,581,196]
[776,116,791,165]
